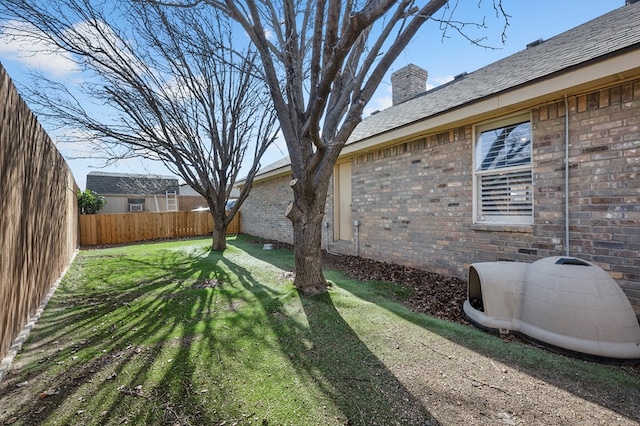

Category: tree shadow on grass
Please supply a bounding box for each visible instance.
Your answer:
[237,237,640,424]
[326,268,640,423]
[218,254,439,425]
[2,238,438,425]
[0,246,246,425]
[8,235,637,424]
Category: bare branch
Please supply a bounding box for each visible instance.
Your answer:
[0,0,278,250]
[1,0,509,288]
[196,0,509,292]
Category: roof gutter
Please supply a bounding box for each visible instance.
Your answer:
[236,165,292,187]
[247,47,640,185]
[341,49,640,157]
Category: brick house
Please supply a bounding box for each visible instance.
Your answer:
[239,3,640,312]
[86,171,180,213]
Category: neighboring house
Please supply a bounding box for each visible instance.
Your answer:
[86,171,180,213]
[178,183,241,211]
[239,2,640,313]
[178,183,208,211]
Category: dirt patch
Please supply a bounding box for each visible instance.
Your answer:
[191,278,220,289]
[267,241,640,424]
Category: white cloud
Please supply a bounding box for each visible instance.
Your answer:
[427,75,454,90]
[0,20,78,77]
[363,74,456,117]
[264,29,274,41]
[48,127,100,159]
[364,85,393,117]
[69,19,148,78]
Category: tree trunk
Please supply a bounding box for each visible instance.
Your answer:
[287,188,329,295]
[211,215,227,251]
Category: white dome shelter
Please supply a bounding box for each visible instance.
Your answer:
[463,256,640,360]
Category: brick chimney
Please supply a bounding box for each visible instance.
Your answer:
[391,64,428,105]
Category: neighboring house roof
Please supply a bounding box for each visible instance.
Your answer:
[237,156,292,184]
[178,183,240,198]
[86,171,180,195]
[178,183,202,197]
[253,2,640,178]
[254,156,292,178]
[346,2,640,144]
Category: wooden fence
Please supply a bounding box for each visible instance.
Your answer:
[0,64,79,364]
[79,211,240,246]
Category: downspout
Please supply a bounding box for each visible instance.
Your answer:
[564,95,570,257]
[324,221,333,255]
[354,220,360,257]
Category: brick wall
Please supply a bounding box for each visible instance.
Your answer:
[348,127,481,278]
[243,78,640,310]
[562,82,640,308]
[240,174,294,243]
[239,172,334,250]
[391,64,428,106]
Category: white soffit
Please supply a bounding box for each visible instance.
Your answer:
[342,50,640,156]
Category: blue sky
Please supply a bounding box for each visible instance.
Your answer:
[0,1,621,189]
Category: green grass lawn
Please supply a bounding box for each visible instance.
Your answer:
[1,235,638,425]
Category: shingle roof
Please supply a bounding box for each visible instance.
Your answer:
[257,156,291,174]
[255,2,640,176]
[86,171,179,195]
[347,2,640,143]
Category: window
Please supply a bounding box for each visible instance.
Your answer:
[474,114,533,225]
[128,198,145,212]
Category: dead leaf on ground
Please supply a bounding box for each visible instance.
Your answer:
[38,387,59,398]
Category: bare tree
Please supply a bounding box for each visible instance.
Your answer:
[194,0,506,294]
[0,0,278,250]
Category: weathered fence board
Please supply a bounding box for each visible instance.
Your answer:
[0,64,79,364]
[79,211,240,246]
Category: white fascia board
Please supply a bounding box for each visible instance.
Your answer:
[342,50,640,157]
[238,166,291,186]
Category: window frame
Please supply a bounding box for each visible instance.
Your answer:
[472,112,533,225]
[128,197,146,213]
